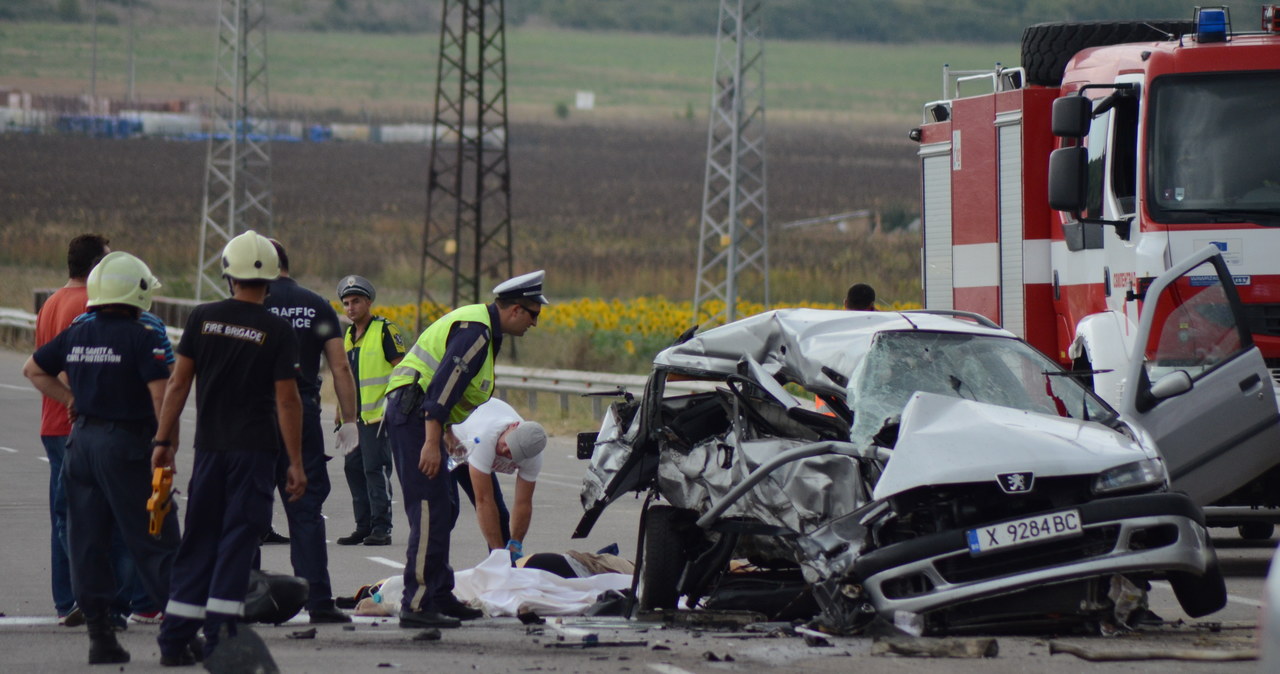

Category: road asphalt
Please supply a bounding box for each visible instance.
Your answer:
[0,346,1273,673]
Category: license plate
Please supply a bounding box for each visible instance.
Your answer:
[966,509,1082,555]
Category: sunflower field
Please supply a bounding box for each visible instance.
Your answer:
[350,295,924,373]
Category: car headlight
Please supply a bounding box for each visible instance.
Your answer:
[1092,458,1168,495]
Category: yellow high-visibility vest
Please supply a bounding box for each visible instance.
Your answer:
[344,317,400,424]
[387,304,494,425]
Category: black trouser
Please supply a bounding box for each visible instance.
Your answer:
[343,421,394,535]
[159,449,275,658]
[64,417,179,622]
[385,388,455,613]
[275,393,334,610]
[449,463,511,545]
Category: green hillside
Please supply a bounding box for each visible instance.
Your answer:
[0,21,1018,125]
[1,0,1241,42]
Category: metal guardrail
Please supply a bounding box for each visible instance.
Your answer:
[494,366,713,419]
[3,306,704,420]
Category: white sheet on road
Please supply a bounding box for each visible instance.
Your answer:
[454,550,632,616]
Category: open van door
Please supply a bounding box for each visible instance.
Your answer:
[1121,246,1280,505]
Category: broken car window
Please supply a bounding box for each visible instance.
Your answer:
[847,331,1115,446]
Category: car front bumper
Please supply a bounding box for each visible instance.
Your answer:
[854,492,1215,617]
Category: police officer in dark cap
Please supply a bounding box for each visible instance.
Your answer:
[335,274,406,548]
[382,270,547,629]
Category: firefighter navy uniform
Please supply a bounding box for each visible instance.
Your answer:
[31,311,179,631]
[157,297,300,659]
[265,276,345,614]
[24,250,179,664]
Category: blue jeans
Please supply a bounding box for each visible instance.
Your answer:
[41,435,75,616]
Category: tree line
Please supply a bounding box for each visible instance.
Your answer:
[3,0,1249,43]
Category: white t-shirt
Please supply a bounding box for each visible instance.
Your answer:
[449,398,542,481]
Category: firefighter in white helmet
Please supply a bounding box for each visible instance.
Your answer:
[23,251,180,665]
[151,230,305,665]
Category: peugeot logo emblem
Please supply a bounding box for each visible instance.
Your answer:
[997,472,1034,494]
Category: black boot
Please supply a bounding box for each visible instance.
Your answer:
[87,616,130,665]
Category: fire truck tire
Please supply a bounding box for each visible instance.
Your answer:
[639,505,695,611]
[1021,20,1196,86]
[1168,557,1228,618]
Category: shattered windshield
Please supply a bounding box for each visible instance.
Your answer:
[1148,71,1280,223]
[847,331,1116,446]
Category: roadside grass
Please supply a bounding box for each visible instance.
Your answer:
[0,21,1018,122]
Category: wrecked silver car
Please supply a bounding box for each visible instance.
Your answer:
[575,249,1271,635]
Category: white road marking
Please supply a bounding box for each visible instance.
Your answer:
[0,383,33,392]
[535,476,584,489]
[0,615,396,628]
[1151,580,1264,608]
[0,446,18,453]
[648,665,699,674]
[367,556,405,569]
[0,617,59,626]
[38,457,49,463]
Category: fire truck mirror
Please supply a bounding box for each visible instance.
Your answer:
[1052,95,1092,138]
[1048,146,1088,212]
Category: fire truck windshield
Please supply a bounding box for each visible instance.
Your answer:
[1148,71,1280,225]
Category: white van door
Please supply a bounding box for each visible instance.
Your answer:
[1121,245,1280,505]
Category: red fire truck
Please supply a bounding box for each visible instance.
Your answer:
[913,6,1280,533]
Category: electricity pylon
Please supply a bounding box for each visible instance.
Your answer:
[195,0,274,300]
[694,0,770,326]
[417,0,513,329]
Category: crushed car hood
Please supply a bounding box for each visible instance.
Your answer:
[653,309,1008,399]
[873,392,1156,501]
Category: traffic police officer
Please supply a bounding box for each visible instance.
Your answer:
[335,275,406,546]
[384,270,547,629]
[263,240,358,624]
[23,251,179,665]
[153,231,306,664]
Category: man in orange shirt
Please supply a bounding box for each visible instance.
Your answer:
[35,233,109,626]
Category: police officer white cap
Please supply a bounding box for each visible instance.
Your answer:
[493,270,549,305]
[337,275,376,302]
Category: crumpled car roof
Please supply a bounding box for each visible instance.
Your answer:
[653,308,1013,398]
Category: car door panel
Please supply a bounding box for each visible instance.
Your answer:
[1121,246,1280,505]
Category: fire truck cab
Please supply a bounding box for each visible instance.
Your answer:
[913,6,1280,533]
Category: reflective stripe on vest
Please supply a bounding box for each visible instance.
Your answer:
[344,317,396,424]
[386,304,494,425]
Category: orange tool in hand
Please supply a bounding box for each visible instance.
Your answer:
[147,466,174,537]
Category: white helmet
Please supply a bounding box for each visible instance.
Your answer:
[86,251,161,311]
[221,230,280,281]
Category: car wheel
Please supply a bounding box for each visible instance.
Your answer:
[1169,558,1227,618]
[1239,522,1275,541]
[639,505,694,611]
